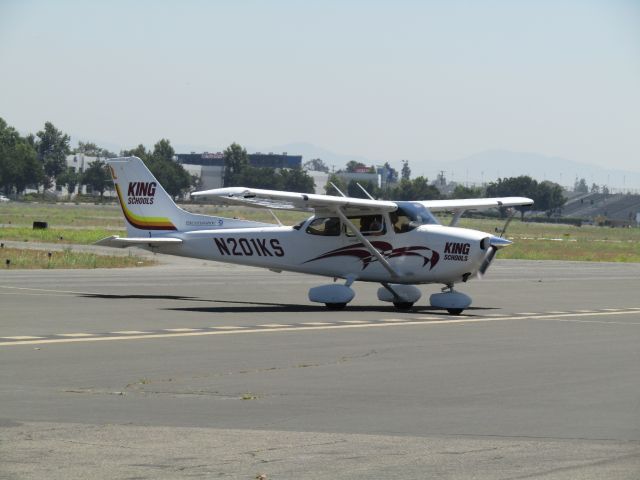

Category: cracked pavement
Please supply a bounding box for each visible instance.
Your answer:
[1,261,640,478]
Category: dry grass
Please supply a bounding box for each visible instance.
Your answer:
[0,247,155,269]
[0,226,123,244]
[1,202,638,263]
[0,202,307,229]
[448,217,640,263]
[0,202,123,228]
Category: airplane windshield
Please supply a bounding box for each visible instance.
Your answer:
[391,202,440,233]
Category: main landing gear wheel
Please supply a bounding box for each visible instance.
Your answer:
[309,281,355,310]
[393,302,414,310]
[447,308,463,315]
[325,302,347,310]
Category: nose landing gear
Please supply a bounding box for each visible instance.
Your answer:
[429,283,472,315]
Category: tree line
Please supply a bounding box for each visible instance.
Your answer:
[307,158,564,215]
[223,143,315,192]
[0,116,565,215]
[0,117,197,199]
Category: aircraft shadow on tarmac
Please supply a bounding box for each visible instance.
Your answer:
[79,293,495,315]
[81,293,197,301]
[164,304,496,315]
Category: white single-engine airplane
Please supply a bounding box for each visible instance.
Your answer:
[98,157,533,314]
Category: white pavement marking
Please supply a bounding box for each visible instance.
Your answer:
[163,328,202,332]
[1,336,44,340]
[381,318,410,322]
[516,312,538,315]
[0,285,96,296]
[601,308,621,311]
[57,333,95,338]
[111,331,151,335]
[258,323,289,328]
[212,326,247,330]
[575,310,596,313]
[340,320,368,324]
[0,292,73,297]
[547,311,569,314]
[539,318,640,326]
[1,310,638,347]
[302,322,333,326]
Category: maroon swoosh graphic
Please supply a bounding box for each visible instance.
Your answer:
[304,242,439,271]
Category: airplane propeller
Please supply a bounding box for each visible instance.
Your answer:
[478,236,512,277]
[478,208,517,278]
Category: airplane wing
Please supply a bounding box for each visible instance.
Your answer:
[191,187,398,214]
[192,187,532,215]
[418,197,534,212]
[95,236,183,248]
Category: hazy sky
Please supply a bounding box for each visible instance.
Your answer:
[1,0,639,174]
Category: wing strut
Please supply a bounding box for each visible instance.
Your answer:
[329,182,347,197]
[334,207,398,278]
[268,209,283,226]
[355,182,375,200]
[449,210,465,227]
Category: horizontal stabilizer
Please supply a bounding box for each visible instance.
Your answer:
[95,235,183,248]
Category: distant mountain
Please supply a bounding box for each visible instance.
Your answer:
[129,138,640,191]
[434,150,640,190]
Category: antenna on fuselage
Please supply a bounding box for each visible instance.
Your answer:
[329,182,346,197]
[355,182,375,200]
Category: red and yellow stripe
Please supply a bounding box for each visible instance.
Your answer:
[114,184,177,231]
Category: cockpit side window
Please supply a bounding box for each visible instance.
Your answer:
[344,214,386,236]
[391,202,440,233]
[305,217,341,236]
[390,208,415,233]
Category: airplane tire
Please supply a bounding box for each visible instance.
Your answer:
[447,308,463,315]
[393,302,414,310]
[325,303,347,310]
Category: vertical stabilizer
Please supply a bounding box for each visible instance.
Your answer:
[107,157,268,237]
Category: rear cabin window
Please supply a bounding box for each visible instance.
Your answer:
[344,214,386,236]
[306,217,341,236]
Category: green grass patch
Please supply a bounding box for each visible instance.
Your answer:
[450,216,640,243]
[445,217,640,263]
[0,247,155,269]
[0,202,307,228]
[0,226,125,244]
[499,239,640,262]
[0,202,124,228]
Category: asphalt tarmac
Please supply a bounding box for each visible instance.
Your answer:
[1,256,639,479]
